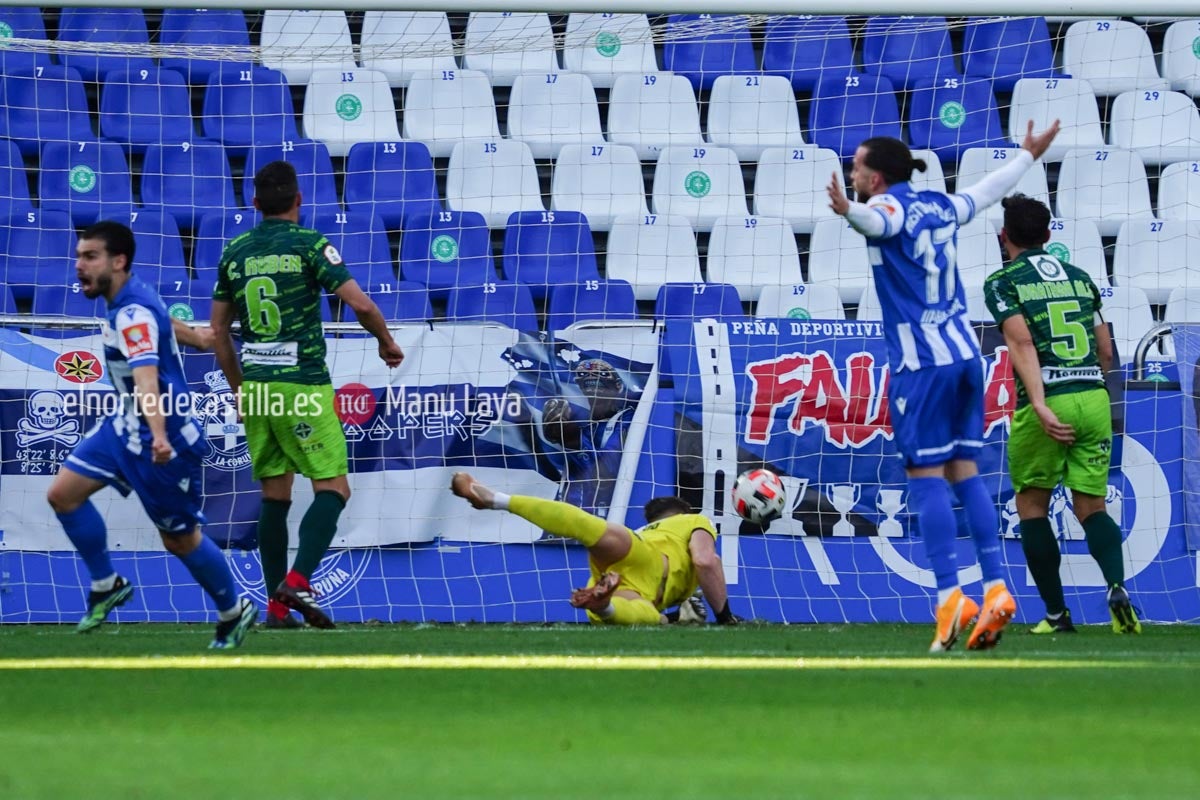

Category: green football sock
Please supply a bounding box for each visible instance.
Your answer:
[1020,517,1066,616]
[1082,511,1125,587]
[257,499,291,594]
[291,491,346,580]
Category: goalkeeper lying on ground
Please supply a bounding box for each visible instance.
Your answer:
[451,473,739,625]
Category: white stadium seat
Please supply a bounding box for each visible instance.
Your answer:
[403,70,500,158]
[964,284,990,322]
[445,139,544,228]
[856,282,883,321]
[302,69,399,158]
[756,283,846,319]
[260,10,357,85]
[507,73,605,159]
[464,12,557,87]
[1102,285,1162,361]
[753,146,842,233]
[563,13,657,89]
[1044,218,1110,287]
[650,145,748,231]
[1158,161,1200,222]
[360,12,457,88]
[1062,19,1167,96]
[1056,148,1155,236]
[1113,219,1200,304]
[1008,78,1105,161]
[956,147,1050,227]
[1165,286,1200,323]
[955,217,1003,290]
[808,217,872,304]
[1162,20,1200,97]
[706,74,806,161]
[551,143,648,232]
[1108,90,1200,165]
[607,72,703,160]
[705,216,803,297]
[606,214,702,300]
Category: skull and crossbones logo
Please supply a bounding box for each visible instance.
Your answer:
[16,390,81,447]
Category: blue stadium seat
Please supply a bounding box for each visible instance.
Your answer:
[99,68,195,151]
[243,139,338,209]
[661,14,757,92]
[343,141,441,230]
[762,16,854,92]
[654,282,744,321]
[809,74,902,160]
[0,67,94,157]
[0,139,34,218]
[0,284,17,315]
[39,140,134,226]
[202,67,299,155]
[501,211,600,301]
[545,279,638,332]
[192,209,259,275]
[0,210,76,303]
[369,282,433,323]
[962,17,1057,92]
[399,210,495,299]
[126,209,190,293]
[159,281,214,322]
[862,16,958,91]
[447,280,538,331]
[141,140,239,231]
[56,8,154,83]
[32,285,102,338]
[0,7,52,74]
[907,78,1011,161]
[159,9,252,85]
[301,208,396,293]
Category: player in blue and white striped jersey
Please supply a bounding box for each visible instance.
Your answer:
[827,120,1060,652]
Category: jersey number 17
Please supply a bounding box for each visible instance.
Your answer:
[914,223,957,304]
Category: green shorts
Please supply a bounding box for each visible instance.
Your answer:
[242,381,348,481]
[1008,387,1112,497]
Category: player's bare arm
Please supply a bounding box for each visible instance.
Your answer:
[690,530,738,624]
[999,314,1076,444]
[1095,317,1116,375]
[209,298,243,396]
[334,279,405,368]
[171,318,214,352]
[130,363,173,464]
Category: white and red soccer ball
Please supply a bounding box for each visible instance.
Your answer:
[731,468,787,524]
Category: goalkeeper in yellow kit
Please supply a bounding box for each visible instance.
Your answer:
[451,473,739,624]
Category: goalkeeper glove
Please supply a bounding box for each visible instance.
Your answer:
[714,600,742,625]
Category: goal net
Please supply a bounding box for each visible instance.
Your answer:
[0,9,1197,625]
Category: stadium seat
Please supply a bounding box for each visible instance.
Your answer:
[303,208,397,293]
[159,280,214,323]
[1162,20,1200,97]
[39,140,134,226]
[955,147,1050,227]
[159,9,252,85]
[753,146,842,233]
[1108,90,1200,166]
[446,139,544,228]
[955,217,1003,290]
[661,14,757,92]
[32,285,102,337]
[605,214,702,301]
[242,140,338,211]
[0,210,76,303]
[906,78,1010,162]
[507,73,605,160]
[653,282,744,321]
[650,146,748,231]
[762,16,854,93]
[99,68,194,151]
[756,283,846,319]
[360,11,457,88]
[56,8,153,83]
[369,282,433,324]
[343,141,440,231]
[1044,218,1110,287]
[464,12,557,87]
[1062,20,1167,96]
[1157,161,1200,222]
[562,13,657,89]
[961,16,1057,92]
[0,284,18,316]
[1008,78,1105,161]
[550,143,648,232]
[808,218,872,304]
[402,70,500,159]
[705,216,803,297]
[302,69,399,158]
[963,283,992,322]
[0,7,52,74]
[446,280,538,331]
[0,66,94,157]
[1165,286,1200,324]
[706,74,806,161]
[1102,285,1160,361]
[908,149,947,192]
[202,67,299,155]
[862,16,958,91]
[545,279,638,332]
[606,72,703,161]
[1113,219,1200,304]
[501,210,600,300]
[192,209,259,275]
[855,282,883,321]
[1056,148,1155,236]
[260,10,357,85]
[141,140,239,232]
[126,209,190,293]
[809,74,902,160]
[398,209,495,298]
[0,138,34,219]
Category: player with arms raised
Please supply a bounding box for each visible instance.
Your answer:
[985,194,1140,634]
[827,120,1060,651]
[211,161,404,629]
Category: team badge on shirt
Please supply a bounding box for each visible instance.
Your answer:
[324,244,343,265]
[122,322,154,357]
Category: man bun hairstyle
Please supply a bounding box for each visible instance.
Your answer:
[1001,193,1053,249]
[861,136,927,186]
[254,160,300,216]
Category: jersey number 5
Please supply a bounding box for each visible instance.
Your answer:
[1047,300,1089,360]
[246,276,282,337]
[914,223,957,304]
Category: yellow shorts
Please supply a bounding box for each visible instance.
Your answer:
[588,530,666,606]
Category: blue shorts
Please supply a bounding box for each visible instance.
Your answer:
[64,418,207,534]
[889,359,985,468]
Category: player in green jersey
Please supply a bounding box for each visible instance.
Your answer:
[211,161,405,629]
[984,194,1140,634]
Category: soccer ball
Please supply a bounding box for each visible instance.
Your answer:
[731,468,787,524]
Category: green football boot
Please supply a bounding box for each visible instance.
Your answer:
[76,576,135,633]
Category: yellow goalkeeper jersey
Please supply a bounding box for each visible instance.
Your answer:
[638,513,718,610]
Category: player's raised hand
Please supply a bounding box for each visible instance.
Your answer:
[827,171,850,216]
[378,340,404,368]
[1033,402,1075,444]
[1021,119,1061,161]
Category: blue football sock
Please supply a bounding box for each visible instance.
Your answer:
[953,474,1005,584]
[908,476,959,592]
[178,535,239,614]
[57,501,115,582]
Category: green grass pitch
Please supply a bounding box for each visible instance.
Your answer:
[1,623,1198,799]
